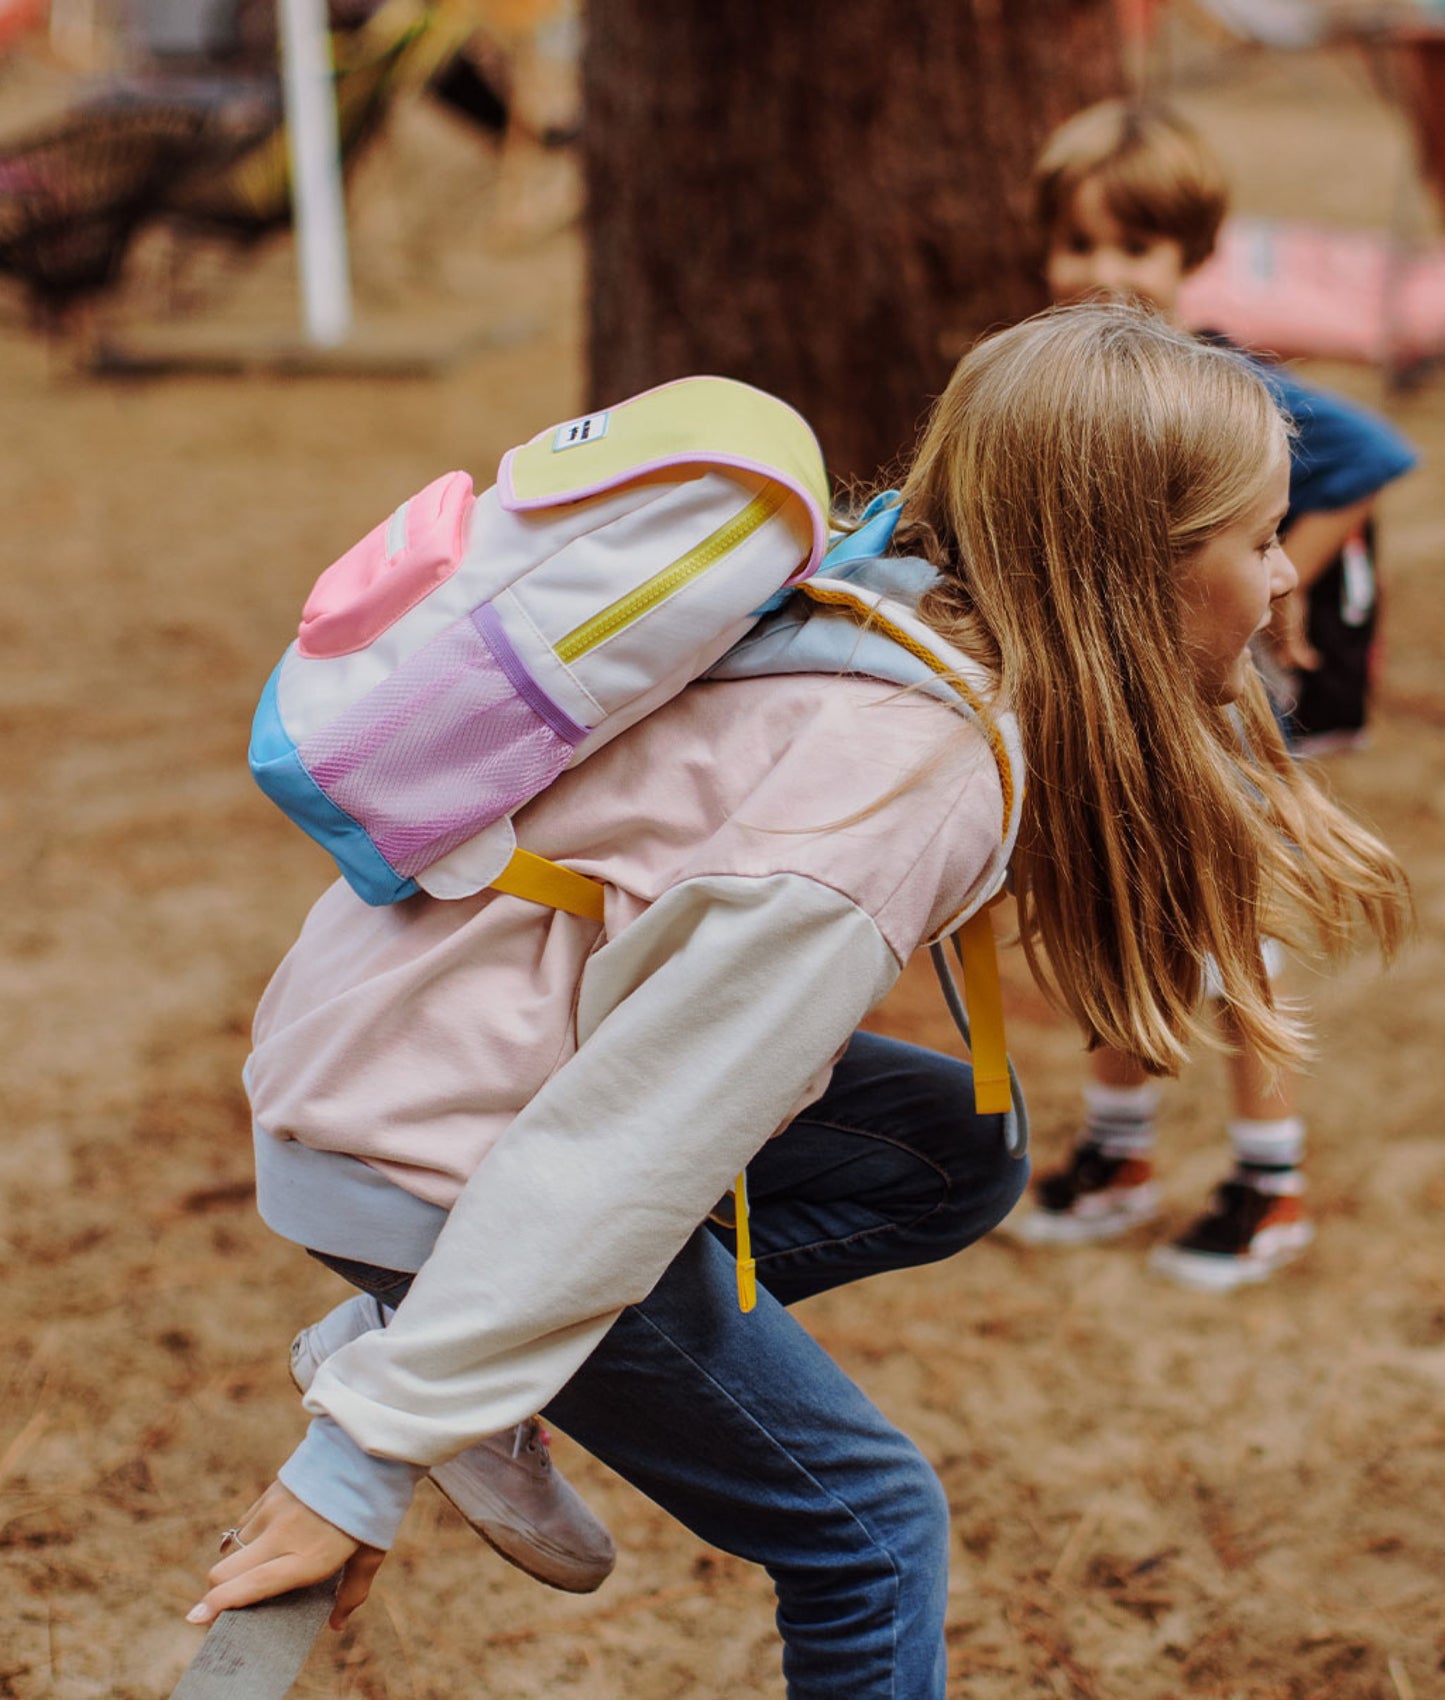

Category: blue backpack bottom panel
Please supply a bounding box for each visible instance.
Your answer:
[249,659,420,907]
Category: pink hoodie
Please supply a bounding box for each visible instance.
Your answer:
[247,666,1010,1497]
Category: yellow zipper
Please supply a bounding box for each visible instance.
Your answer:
[555,482,789,664]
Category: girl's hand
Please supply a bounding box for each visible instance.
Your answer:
[186,1479,385,1632]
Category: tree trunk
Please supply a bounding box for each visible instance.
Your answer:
[584,0,1125,484]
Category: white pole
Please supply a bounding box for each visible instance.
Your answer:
[277,0,353,346]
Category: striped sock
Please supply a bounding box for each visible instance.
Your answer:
[1083,1082,1160,1160]
[1228,1115,1306,1195]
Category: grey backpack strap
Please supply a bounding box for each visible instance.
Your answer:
[170,1577,340,1699]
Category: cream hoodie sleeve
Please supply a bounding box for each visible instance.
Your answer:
[284,870,904,1542]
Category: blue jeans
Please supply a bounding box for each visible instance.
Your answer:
[317,1032,1027,1699]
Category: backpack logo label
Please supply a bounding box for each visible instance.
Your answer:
[553,411,610,451]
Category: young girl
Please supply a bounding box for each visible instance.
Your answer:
[188,303,1407,1695]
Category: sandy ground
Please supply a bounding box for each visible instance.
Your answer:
[2,25,1443,1700]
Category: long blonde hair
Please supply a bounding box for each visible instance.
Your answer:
[897,303,1409,1074]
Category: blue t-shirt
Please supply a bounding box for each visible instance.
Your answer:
[1196,330,1417,521]
[1200,335,1419,744]
[1256,359,1418,527]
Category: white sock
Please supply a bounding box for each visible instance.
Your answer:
[1083,1082,1160,1159]
[1228,1115,1306,1194]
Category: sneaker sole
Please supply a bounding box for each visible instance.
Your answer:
[1148,1222,1315,1292]
[1004,1187,1160,1246]
[428,1466,613,1595]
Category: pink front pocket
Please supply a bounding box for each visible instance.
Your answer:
[297,606,589,879]
[298,471,476,659]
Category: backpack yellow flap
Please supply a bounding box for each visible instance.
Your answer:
[498,375,831,584]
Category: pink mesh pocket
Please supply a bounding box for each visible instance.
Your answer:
[298,471,476,659]
[297,607,588,878]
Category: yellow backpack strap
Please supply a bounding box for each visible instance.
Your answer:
[929,903,1026,1157]
[490,847,606,924]
[953,907,1011,1115]
[733,1172,757,1313]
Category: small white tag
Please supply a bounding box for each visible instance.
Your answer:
[553,410,610,451]
[1339,534,1374,628]
[385,499,409,557]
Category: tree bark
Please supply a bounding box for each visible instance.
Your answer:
[584,0,1125,483]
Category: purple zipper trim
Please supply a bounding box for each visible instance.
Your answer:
[474,603,590,745]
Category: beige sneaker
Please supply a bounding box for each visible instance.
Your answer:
[290,1295,616,1592]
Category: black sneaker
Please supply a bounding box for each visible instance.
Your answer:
[1149,1178,1313,1291]
[1009,1142,1158,1244]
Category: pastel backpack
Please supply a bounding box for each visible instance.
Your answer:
[250,380,1024,1311]
[250,375,832,919]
